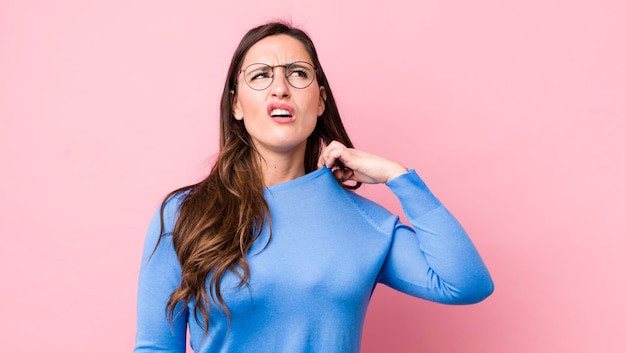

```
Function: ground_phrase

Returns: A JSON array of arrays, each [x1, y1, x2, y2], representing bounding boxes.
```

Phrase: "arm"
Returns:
[[318, 141, 494, 304], [134, 198, 188, 353], [380, 170, 493, 304]]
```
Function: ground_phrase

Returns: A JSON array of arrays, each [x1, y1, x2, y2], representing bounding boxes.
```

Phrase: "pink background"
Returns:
[[1, 1, 625, 352]]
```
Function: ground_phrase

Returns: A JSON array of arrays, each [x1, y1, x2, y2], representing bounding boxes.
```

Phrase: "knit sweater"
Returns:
[[134, 166, 493, 353]]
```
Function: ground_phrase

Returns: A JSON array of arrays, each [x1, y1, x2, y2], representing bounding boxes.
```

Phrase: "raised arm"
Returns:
[[381, 170, 493, 303], [318, 141, 494, 304]]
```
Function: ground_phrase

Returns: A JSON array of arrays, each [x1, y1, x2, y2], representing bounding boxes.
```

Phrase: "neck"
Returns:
[[257, 146, 307, 187]]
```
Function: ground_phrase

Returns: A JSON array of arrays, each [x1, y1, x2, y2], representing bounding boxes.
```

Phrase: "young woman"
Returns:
[[134, 21, 494, 353]]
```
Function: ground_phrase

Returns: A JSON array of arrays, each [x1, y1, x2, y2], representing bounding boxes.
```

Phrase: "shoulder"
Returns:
[[144, 189, 190, 241], [139, 190, 189, 266], [340, 188, 399, 235], [161, 190, 187, 217]]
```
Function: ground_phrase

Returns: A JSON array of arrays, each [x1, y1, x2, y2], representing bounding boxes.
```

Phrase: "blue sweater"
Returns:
[[134, 167, 493, 352]]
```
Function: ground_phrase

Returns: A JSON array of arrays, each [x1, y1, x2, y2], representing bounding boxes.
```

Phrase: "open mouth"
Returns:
[[270, 108, 293, 118]]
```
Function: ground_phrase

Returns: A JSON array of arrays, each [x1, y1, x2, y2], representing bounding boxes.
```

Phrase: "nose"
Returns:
[[270, 67, 290, 98]]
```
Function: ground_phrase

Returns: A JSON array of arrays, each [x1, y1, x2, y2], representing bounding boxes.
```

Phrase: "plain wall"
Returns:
[[1, 0, 624, 352]]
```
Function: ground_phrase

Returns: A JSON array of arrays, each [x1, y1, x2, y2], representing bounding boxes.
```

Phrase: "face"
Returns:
[[232, 34, 326, 157]]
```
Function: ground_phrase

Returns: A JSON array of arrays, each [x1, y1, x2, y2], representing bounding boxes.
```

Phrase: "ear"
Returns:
[[232, 92, 244, 120], [317, 86, 327, 117]]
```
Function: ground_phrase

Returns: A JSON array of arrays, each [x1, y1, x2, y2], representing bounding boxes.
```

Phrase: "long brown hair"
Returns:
[[158, 21, 360, 332]]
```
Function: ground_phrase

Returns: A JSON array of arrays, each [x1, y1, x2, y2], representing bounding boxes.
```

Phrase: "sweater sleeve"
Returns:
[[377, 170, 494, 304], [134, 197, 188, 353]]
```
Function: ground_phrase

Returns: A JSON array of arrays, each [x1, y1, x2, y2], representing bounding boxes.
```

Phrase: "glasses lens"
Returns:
[[285, 62, 315, 89], [244, 63, 273, 90], [242, 62, 316, 90]]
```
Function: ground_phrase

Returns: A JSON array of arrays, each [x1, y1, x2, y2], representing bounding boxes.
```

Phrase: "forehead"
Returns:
[[242, 34, 312, 66]]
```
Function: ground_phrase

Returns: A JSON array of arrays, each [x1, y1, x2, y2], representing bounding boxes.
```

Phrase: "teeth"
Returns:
[[270, 109, 291, 117]]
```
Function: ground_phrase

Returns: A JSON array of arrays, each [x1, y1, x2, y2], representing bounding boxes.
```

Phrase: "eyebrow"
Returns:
[[287, 62, 311, 68], [244, 61, 314, 67]]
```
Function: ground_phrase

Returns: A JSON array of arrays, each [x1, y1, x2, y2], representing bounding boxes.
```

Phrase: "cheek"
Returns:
[[238, 95, 264, 118], [301, 91, 324, 115]]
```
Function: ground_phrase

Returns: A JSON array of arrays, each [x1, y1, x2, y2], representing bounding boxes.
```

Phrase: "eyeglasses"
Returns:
[[239, 61, 317, 91]]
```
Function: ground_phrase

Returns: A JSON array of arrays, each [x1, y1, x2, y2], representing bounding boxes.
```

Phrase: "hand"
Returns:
[[317, 141, 409, 184]]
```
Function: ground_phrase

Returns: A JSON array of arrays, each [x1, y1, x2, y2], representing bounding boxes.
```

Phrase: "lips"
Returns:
[[267, 103, 295, 118]]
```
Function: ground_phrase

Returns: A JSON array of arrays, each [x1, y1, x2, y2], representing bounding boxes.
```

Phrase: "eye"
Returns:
[[287, 65, 312, 79], [288, 69, 309, 78], [250, 70, 271, 81], [245, 65, 273, 82]]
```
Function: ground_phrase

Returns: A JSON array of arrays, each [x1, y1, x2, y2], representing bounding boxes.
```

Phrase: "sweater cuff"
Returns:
[[386, 169, 442, 217]]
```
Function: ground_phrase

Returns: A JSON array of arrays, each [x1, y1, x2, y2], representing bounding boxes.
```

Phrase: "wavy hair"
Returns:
[[158, 21, 361, 332]]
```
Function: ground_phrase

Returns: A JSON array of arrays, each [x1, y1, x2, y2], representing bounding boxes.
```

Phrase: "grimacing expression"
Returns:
[[232, 34, 326, 156]]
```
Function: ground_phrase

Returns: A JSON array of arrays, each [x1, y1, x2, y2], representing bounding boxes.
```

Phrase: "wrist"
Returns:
[[386, 164, 409, 183]]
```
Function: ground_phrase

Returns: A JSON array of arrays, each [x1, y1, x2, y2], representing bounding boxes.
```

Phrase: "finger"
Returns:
[[324, 151, 338, 168], [317, 152, 325, 169], [319, 141, 337, 167], [325, 145, 346, 168], [317, 146, 335, 169], [332, 167, 355, 182], [317, 140, 330, 169]]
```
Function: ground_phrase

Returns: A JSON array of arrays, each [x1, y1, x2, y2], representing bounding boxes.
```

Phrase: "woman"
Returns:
[[134, 21, 493, 353]]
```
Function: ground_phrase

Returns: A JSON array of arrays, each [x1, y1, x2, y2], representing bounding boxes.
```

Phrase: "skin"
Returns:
[[233, 34, 408, 186]]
